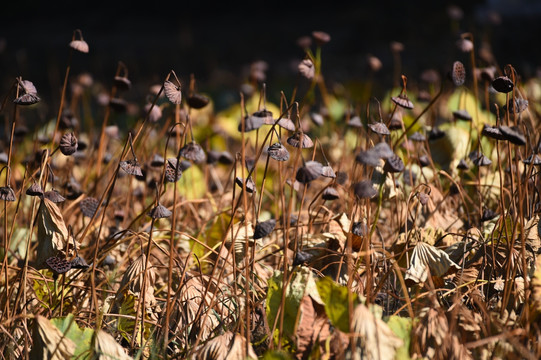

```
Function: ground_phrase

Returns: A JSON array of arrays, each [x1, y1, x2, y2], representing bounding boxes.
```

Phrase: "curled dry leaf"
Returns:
[[114, 254, 156, 309], [295, 295, 331, 359], [170, 276, 219, 347], [412, 306, 450, 359], [35, 198, 70, 268], [94, 329, 133, 360], [30, 315, 76, 359], [349, 303, 403, 360], [194, 331, 257, 360], [532, 254, 541, 319], [405, 241, 461, 284], [227, 221, 255, 263]]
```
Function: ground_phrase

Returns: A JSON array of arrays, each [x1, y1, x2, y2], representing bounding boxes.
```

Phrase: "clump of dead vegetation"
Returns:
[[0, 22, 541, 360]]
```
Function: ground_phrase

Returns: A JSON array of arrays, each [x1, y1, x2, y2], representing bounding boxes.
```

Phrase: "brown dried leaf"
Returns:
[[30, 315, 76, 359], [35, 198, 70, 268], [405, 242, 460, 284], [524, 214, 540, 254], [412, 306, 449, 359], [350, 303, 403, 360], [94, 329, 133, 360], [115, 254, 156, 309], [296, 295, 331, 359], [195, 331, 256, 360], [171, 276, 220, 346], [227, 222, 255, 263], [531, 254, 541, 320]]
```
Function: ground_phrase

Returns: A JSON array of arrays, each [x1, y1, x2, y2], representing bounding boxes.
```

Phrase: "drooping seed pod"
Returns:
[[499, 125, 526, 145], [275, 117, 296, 131], [164, 80, 182, 104], [481, 124, 505, 140], [452, 109, 472, 121], [296, 161, 323, 184], [368, 122, 390, 135], [353, 180, 377, 199], [251, 109, 274, 124], [26, 183, 44, 197], [69, 29, 89, 54], [322, 186, 339, 200], [113, 75, 131, 91], [187, 93, 210, 109], [391, 94, 414, 110], [119, 158, 143, 177], [321, 165, 336, 178], [164, 158, 183, 183], [287, 132, 314, 148], [298, 58, 315, 79], [0, 186, 16, 201], [59, 132, 78, 156], [492, 76, 514, 93], [428, 127, 446, 141], [409, 131, 426, 142], [456, 159, 469, 170], [179, 142, 206, 163], [14, 78, 40, 105], [312, 30, 331, 46], [503, 98, 528, 114], [253, 219, 277, 239], [267, 142, 290, 161], [70, 256, 90, 269], [43, 190, 66, 203], [383, 153, 405, 173], [149, 203, 172, 219], [235, 177, 256, 193], [108, 97, 128, 112], [473, 154, 492, 167]]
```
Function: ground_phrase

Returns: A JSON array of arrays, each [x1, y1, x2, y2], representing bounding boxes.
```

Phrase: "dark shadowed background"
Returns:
[[1, 0, 540, 113]]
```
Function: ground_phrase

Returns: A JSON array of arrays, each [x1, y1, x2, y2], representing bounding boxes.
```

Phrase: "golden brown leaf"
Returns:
[[94, 329, 133, 360], [349, 303, 403, 360], [194, 331, 256, 360], [35, 198, 70, 268]]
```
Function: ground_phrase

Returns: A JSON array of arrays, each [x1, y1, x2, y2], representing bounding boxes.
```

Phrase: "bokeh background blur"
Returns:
[[0, 0, 540, 113]]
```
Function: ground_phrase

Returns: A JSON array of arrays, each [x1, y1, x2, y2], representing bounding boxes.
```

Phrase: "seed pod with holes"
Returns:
[[451, 61, 466, 86]]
